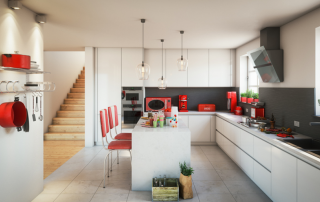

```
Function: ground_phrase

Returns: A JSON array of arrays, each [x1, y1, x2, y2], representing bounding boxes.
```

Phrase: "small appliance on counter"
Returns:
[[198, 104, 215, 112], [227, 91, 237, 113], [251, 106, 265, 119], [146, 97, 171, 112], [234, 106, 243, 115], [179, 95, 188, 112]]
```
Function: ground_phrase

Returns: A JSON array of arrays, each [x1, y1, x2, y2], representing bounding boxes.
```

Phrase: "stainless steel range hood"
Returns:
[[247, 27, 283, 83]]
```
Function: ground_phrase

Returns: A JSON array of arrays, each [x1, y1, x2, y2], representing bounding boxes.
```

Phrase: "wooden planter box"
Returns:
[[152, 178, 179, 201]]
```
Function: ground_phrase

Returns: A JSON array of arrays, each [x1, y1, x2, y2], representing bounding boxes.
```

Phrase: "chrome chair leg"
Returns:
[[110, 151, 113, 172], [103, 151, 112, 188], [117, 150, 119, 164]]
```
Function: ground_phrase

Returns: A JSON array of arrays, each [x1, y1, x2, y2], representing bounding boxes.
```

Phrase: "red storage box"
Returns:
[[198, 104, 216, 112], [2, 54, 30, 69]]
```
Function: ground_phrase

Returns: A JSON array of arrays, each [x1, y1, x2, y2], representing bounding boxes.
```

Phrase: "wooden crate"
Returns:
[[152, 178, 179, 201]]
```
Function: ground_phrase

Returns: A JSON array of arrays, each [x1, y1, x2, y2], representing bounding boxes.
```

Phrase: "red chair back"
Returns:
[[114, 105, 119, 127], [99, 110, 107, 137], [108, 107, 114, 130]]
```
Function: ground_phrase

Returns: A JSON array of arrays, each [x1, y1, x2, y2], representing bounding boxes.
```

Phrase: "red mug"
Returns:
[[0, 101, 27, 128]]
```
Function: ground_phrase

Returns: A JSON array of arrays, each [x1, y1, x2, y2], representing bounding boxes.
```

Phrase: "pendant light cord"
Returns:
[[162, 40, 164, 78], [181, 32, 183, 58], [142, 22, 144, 65]]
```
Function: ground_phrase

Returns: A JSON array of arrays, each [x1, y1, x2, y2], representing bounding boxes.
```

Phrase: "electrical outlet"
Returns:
[[246, 108, 248, 112], [294, 121, 300, 127]]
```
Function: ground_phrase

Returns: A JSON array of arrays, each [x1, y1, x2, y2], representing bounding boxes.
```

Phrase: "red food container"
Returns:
[[234, 106, 243, 115], [198, 104, 216, 112], [2, 54, 30, 69]]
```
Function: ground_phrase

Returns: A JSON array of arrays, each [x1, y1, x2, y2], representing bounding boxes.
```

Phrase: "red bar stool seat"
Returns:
[[108, 140, 131, 150], [114, 133, 132, 140]]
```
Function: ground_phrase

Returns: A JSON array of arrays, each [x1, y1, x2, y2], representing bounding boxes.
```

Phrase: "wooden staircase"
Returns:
[[44, 67, 85, 141]]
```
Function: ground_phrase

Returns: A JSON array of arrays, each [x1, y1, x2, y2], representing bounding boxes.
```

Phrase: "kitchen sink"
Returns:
[[280, 139, 320, 150]]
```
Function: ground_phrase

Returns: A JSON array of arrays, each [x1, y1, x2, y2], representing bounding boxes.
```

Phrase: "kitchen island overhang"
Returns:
[[131, 119, 191, 191]]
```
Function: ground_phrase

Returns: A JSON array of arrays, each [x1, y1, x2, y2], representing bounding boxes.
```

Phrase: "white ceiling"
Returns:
[[22, 0, 320, 51]]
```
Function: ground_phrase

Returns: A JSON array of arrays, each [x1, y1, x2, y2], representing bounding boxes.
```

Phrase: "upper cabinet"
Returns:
[[144, 49, 166, 87], [122, 48, 143, 87], [166, 49, 188, 87], [187, 49, 209, 87], [209, 49, 232, 87]]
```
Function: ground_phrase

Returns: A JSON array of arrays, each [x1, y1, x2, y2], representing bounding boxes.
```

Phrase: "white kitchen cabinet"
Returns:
[[216, 131, 223, 148], [241, 130, 254, 157], [143, 49, 165, 87], [233, 146, 242, 166], [253, 161, 272, 199], [179, 115, 189, 127], [187, 49, 209, 87], [216, 117, 224, 135], [210, 116, 216, 142], [233, 125, 242, 146], [240, 149, 254, 179], [209, 49, 231, 87], [122, 48, 143, 87], [189, 116, 211, 142], [253, 137, 272, 170], [272, 146, 297, 202], [165, 49, 188, 87], [297, 160, 320, 202], [97, 48, 122, 143]]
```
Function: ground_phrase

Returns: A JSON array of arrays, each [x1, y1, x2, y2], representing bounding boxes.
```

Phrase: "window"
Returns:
[[247, 56, 259, 93]]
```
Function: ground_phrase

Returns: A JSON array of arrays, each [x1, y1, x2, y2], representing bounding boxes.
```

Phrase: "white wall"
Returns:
[[236, 7, 320, 88], [0, 1, 44, 201], [44, 51, 84, 133]]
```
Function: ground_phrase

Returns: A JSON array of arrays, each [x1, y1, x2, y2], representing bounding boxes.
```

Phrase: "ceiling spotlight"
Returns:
[[36, 15, 46, 23], [8, 0, 22, 10]]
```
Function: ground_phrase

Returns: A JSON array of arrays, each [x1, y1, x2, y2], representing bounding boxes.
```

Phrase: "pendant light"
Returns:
[[136, 19, 150, 80], [177, 30, 188, 71], [158, 39, 167, 89]]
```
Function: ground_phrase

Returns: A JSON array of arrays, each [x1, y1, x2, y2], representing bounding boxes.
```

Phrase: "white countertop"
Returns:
[[215, 112, 320, 169], [178, 110, 224, 115], [132, 119, 190, 133]]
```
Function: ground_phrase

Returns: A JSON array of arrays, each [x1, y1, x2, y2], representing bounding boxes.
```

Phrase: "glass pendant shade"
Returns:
[[158, 76, 167, 89], [136, 63, 150, 80], [177, 57, 188, 71]]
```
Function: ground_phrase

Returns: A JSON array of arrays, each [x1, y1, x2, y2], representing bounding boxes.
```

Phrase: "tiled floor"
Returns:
[[32, 146, 272, 202]]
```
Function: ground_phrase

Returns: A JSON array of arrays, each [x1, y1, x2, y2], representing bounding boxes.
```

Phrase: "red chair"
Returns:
[[99, 109, 132, 188], [108, 106, 132, 164]]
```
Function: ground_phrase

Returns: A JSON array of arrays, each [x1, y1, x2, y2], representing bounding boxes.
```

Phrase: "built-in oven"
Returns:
[[121, 87, 143, 129]]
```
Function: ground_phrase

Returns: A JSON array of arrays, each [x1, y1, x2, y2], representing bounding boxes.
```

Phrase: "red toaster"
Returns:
[[198, 104, 216, 112], [2, 54, 30, 69]]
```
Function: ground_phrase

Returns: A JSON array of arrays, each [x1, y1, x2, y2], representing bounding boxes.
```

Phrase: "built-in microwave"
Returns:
[[121, 87, 143, 129]]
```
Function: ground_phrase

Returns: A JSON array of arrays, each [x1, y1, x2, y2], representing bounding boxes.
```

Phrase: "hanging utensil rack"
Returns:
[[0, 66, 56, 93]]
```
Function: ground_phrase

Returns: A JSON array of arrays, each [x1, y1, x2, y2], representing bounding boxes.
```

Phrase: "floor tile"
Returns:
[[224, 181, 263, 194], [96, 180, 131, 194], [65, 155, 95, 164], [206, 153, 232, 162], [104, 169, 132, 181], [54, 193, 94, 202], [191, 154, 209, 162], [210, 161, 241, 170], [127, 191, 152, 201], [191, 146, 205, 155], [201, 146, 225, 155], [74, 170, 105, 181], [216, 170, 251, 181], [42, 181, 71, 194], [192, 169, 222, 181], [62, 180, 101, 194], [191, 161, 214, 170], [44, 169, 82, 183], [55, 161, 89, 172], [197, 193, 236, 202], [90, 193, 128, 202], [193, 180, 230, 194], [31, 193, 59, 202], [232, 193, 272, 202]]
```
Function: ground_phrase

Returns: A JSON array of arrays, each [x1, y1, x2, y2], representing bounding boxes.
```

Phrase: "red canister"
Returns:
[[0, 101, 27, 128], [234, 106, 243, 115], [2, 54, 31, 69]]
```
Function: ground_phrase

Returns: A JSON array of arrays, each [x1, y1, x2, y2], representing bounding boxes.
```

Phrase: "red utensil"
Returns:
[[0, 101, 27, 128]]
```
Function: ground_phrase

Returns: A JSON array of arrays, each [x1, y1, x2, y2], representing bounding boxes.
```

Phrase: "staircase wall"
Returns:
[[44, 51, 85, 133]]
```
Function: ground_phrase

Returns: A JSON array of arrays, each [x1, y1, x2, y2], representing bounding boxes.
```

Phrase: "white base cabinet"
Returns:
[[189, 116, 211, 142], [253, 161, 272, 199], [297, 160, 320, 202]]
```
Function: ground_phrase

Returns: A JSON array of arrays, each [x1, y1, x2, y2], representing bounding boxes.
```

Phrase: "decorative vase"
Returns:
[[241, 97, 247, 103], [179, 173, 193, 199], [247, 98, 253, 104]]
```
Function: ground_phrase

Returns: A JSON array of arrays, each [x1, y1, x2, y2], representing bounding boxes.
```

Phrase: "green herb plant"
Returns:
[[240, 92, 246, 97], [253, 93, 259, 99], [246, 89, 253, 98], [179, 161, 194, 177]]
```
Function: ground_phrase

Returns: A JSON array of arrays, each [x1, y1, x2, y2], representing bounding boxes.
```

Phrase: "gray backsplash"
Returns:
[[237, 87, 320, 140]]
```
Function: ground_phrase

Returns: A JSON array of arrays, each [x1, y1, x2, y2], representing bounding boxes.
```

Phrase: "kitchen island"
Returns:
[[131, 118, 191, 191]]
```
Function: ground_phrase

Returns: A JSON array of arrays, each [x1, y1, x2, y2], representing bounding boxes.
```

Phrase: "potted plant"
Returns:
[[179, 162, 194, 199], [240, 92, 247, 103], [246, 90, 253, 104], [253, 93, 259, 102]]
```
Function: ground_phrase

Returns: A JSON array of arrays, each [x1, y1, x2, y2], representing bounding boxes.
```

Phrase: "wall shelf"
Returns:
[[0, 66, 50, 74]]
